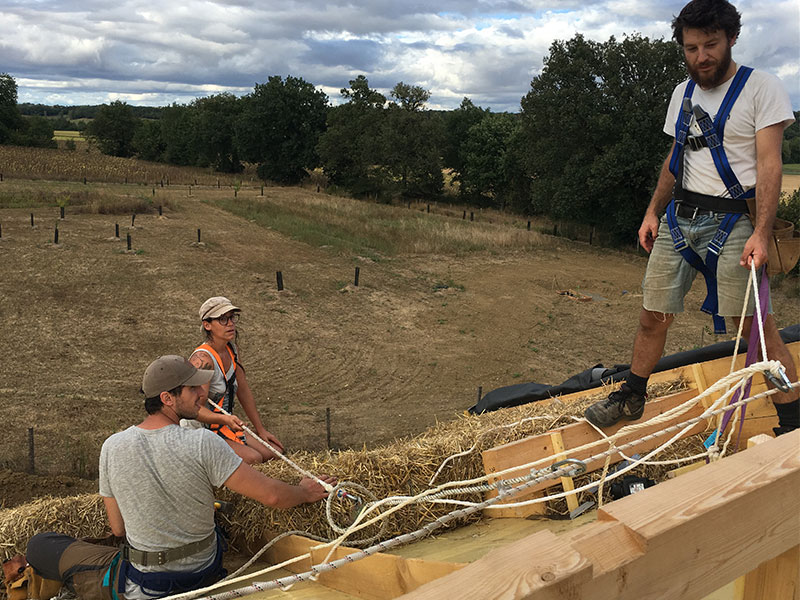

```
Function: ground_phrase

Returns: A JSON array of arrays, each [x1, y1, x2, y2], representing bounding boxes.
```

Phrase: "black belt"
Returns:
[[121, 531, 216, 566], [675, 203, 717, 219], [673, 188, 749, 216]]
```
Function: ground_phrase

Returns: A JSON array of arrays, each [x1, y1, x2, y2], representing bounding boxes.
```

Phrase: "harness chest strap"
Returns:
[[665, 66, 756, 334]]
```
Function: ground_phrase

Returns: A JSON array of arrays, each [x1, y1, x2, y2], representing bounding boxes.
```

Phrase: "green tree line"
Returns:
[[2, 33, 797, 244]]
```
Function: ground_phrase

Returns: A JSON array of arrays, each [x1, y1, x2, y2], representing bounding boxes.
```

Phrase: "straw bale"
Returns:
[[2, 378, 713, 561]]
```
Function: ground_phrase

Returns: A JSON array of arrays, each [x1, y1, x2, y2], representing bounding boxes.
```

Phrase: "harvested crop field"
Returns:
[[0, 167, 798, 510]]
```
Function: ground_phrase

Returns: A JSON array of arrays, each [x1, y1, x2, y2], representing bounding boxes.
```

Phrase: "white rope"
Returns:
[[185, 383, 797, 600], [205, 398, 334, 493]]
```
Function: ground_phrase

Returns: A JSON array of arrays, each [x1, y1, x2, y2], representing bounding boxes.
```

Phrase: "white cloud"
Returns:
[[0, 0, 797, 111]]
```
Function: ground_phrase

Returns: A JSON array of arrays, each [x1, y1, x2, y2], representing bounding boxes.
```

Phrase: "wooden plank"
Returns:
[[260, 534, 465, 599], [310, 546, 465, 600], [397, 529, 594, 600], [263, 534, 315, 573], [401, 431, 800, 600], [549, 430, 579, 512], [481, 388, 703, 517], [737, 545, 799, 600], [665, 460, 705, 479]]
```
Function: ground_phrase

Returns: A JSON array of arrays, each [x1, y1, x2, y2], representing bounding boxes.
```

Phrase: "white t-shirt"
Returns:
[[664, 68, 794, 198]]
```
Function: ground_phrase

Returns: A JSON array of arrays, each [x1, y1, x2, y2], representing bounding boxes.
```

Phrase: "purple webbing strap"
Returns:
[[718, 265, 770, 446]]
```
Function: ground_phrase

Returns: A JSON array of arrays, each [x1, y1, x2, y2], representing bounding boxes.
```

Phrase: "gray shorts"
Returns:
[[642, 213, 771, 317]]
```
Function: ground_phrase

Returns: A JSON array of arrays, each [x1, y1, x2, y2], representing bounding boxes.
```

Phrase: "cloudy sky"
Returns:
[[2, 0, 798, 112]]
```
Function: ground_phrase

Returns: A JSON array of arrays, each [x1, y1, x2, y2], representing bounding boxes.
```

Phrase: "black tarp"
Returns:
[[468, 323, 800, 414]]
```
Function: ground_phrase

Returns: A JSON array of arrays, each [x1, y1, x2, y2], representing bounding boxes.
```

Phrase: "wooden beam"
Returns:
[[549, 430, 579, 512], [401, 431, 800, 600], [262, 534, 465, 599], [736, 545, 799, 600], [481, 388, 703, 517]]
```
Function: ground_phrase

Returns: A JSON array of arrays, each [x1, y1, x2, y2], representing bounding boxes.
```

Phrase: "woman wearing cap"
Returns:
[[189, 296, 284, 464]]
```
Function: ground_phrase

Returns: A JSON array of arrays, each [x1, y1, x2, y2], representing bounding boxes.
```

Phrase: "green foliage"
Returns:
[[382, 84, 443, 198], [159, 104, 199, 166], [85, 100, 139, 157], [236, 75, 329, 184], [520, 34, 685, 243], [460, 112, 519, 208], [318, 76, 388, 197], [132, 119, 165, 162], [442, 97, 488, 176], [0, 73, 23, 144], [10, 115, 57, 148], [192, 93, 243, 173]]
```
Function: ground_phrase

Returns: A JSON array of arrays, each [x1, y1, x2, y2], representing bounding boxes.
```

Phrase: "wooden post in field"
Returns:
[[60, 206, 65, 219], [527, 220, 531, 231], [127, 234, 132, 251], [158, 205, 162, 216], [188, 185, 192, 197], [152, 188, 155, 196], [276, 271, 284, 291], [27, 427, 35, 474], [54, 225, 59, 245], [115, 223, 119, 238], [470, 211, 474, 222], [427, 204, 430, 213], [30, 213, 34, 228], [0, 223, 2, 239], [197, 229, 201, 243], [261, 185, 264, 196], [83, 177, 86, 185], [0, 173, 3, 182], [326, 407, 332, 449], [354, 267, 360, 287], [131, 214, 136, 227], [462, 210, 466, 220]]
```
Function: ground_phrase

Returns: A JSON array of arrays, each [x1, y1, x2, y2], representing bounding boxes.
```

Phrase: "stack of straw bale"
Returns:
[[1, 380, 706, 562]]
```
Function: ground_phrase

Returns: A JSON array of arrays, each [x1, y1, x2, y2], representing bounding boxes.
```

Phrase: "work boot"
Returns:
[[584, 386, 646, 428]]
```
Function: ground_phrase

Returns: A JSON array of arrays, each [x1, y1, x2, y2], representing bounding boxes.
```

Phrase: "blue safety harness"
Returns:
[[666, 66, 755, 334]]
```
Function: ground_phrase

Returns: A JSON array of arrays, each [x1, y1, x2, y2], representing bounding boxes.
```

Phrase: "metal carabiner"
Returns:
[[764, 367, 792, 393]]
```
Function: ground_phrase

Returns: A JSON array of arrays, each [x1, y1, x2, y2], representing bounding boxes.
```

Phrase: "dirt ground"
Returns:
[[1, 183, 798, 509]]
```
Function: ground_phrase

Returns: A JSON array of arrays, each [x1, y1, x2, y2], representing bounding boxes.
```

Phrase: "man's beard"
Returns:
[[687, 44, 732, 89]]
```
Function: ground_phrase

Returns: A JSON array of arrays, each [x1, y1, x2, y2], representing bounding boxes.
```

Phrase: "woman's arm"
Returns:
[[235, 365, 284, 451]]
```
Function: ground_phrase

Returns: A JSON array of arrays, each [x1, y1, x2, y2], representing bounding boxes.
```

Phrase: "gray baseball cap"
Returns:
[[199, 296, 240, 321], [141, 355, 213, 397]]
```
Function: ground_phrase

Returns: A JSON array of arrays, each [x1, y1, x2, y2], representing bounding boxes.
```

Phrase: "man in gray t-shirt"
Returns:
[[26, 355, 336, 600]]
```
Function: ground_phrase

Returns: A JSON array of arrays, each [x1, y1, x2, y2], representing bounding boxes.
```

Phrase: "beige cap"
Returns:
[[141, 355, 213, 397], [199, 296, 240, 321]]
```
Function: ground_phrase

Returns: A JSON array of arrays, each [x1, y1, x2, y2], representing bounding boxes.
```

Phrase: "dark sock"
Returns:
[[774, 399, 800, 429], [626, 372, 649, 397]]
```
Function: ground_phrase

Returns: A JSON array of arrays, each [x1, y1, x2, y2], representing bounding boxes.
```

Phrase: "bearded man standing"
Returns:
[[584, 0, 798, 433]]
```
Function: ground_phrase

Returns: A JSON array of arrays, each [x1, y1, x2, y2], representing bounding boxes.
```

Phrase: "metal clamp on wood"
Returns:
[[550, 459, 587, 476]]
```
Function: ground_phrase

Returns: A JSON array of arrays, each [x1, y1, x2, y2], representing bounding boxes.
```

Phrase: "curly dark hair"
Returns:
[[672, 0, 742, 45]]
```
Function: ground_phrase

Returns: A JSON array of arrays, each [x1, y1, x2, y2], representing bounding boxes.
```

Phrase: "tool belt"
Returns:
[[746, 198, 800, 276], [121, 531, 216, 567]]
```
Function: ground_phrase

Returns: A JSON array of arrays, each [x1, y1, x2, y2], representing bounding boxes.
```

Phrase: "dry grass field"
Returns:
[[1, 148, 798, 509]]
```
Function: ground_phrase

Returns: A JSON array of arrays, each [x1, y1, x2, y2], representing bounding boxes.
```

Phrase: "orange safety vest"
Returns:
[[194, 343, 246, 445]]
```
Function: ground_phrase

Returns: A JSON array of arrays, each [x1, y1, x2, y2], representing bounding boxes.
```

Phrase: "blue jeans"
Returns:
[[642, 213, 770, 317]]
